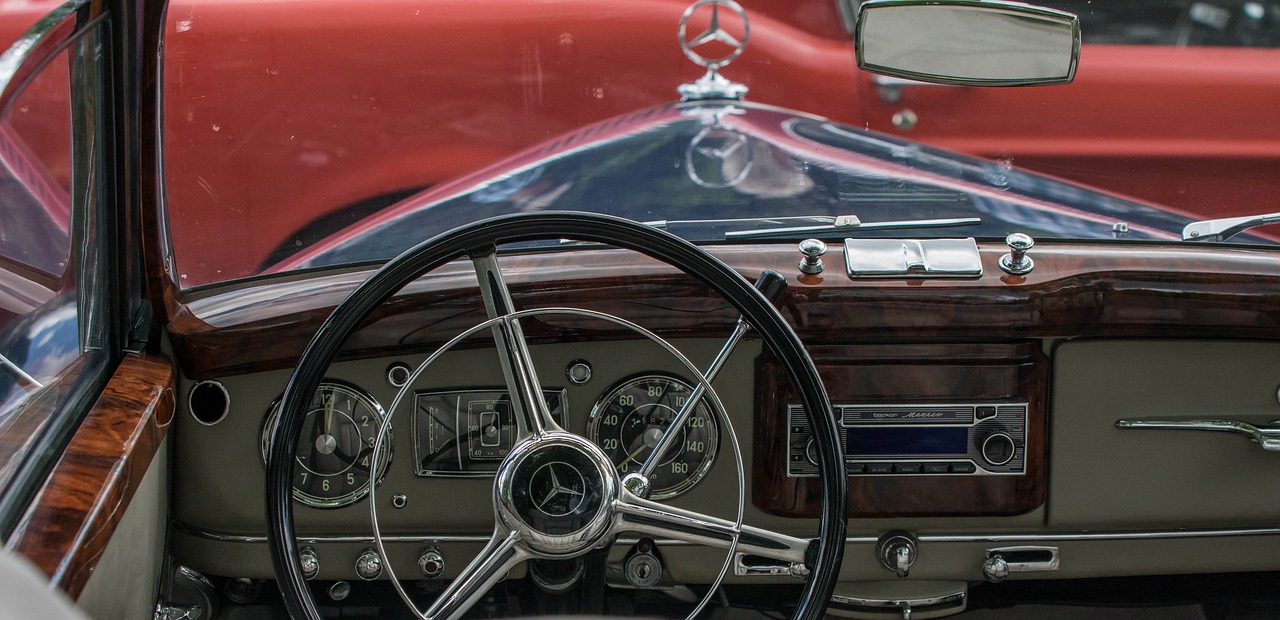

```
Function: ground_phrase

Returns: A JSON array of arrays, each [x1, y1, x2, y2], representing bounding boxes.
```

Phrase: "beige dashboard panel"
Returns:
[[1049, 340, 1280, 528]]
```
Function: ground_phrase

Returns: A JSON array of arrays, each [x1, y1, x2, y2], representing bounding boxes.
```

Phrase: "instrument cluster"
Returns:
[[262, 373, 722, 508]]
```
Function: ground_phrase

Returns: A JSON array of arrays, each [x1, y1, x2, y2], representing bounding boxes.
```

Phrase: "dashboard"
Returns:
[[164, 240, 1280, 613]]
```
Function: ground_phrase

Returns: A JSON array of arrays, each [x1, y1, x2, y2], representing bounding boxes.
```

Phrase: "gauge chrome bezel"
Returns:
[[586, 373, 721, 500], [260, 379, 392, 509]]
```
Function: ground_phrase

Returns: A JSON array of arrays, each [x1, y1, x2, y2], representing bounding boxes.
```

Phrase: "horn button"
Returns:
[[496, 434, 618, 556]]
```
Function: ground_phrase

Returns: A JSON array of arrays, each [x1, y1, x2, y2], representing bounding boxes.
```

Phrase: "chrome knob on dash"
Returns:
[[999, 233, 1034, 275], [877, 531, 917, 578], [299, 547, 319, 580], [418, 546, 445, 579], [355, 548, 383, 581], [983, 555, 1010, 583], [798, 238, 827, 275]]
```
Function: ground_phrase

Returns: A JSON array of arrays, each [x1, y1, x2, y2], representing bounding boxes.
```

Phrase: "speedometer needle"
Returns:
[[623, 442, 649, 465], [622, 428, 665, 465]]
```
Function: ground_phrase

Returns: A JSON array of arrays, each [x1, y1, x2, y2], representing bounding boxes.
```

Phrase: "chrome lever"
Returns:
[[1115, 418, 1280, 451], [1182, 212, 1280, 242]]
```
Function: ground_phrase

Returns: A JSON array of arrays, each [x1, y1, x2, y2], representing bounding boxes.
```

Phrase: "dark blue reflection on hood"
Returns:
[[280, 101, 1225, 272]]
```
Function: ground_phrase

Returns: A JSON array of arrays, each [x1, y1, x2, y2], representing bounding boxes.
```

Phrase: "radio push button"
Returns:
[[867, 462, 895, 475], [949, 461, 977, 474], [845, 462, 866, 475], [893, 462, 922, 474], [922, 462, 950, 474]]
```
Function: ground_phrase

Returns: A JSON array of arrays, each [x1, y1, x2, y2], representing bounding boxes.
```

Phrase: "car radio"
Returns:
[[787, 402, 1027, 477]]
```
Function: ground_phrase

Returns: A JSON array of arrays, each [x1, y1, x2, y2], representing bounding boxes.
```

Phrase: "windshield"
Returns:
[[149, 0, 1280, 288]]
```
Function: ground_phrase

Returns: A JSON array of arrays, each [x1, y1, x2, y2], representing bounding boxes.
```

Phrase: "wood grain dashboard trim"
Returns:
[[166, 241, 1280, 379], [6, 353, 174, 599]]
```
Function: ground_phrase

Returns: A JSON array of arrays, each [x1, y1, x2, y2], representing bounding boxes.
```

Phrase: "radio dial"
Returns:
[[981, 433, 1016, 466], [804, 438, 818, 466]]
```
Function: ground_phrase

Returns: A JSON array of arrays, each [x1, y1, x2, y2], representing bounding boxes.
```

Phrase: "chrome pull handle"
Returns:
[[1115, 418, 1280, 451]]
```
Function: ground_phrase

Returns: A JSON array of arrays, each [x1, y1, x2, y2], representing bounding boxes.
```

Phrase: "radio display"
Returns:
[[846, 427, 968, 455]]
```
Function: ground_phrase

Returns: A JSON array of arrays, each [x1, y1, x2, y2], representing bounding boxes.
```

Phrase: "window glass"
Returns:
[[0, 46, 77, 418], [0, 15, 108, 491], [1049, 0, 1280, 46]]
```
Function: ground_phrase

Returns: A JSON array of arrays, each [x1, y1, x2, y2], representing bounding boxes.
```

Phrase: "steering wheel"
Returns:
[[265, 212, 846, 620]]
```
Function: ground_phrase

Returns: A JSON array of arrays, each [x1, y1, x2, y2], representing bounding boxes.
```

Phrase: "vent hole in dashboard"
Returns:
[[189, 380, 230, 426]]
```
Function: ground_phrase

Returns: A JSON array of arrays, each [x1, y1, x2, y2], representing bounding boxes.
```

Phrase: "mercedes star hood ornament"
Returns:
[[677, 0, 750, 101]]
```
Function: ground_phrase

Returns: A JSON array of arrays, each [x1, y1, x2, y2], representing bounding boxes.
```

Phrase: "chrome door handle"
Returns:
[[1116, 418, 1280, 451]]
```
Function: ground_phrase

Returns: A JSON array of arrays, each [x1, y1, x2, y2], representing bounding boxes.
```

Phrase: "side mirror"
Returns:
[[855, 0, 1080, 86]]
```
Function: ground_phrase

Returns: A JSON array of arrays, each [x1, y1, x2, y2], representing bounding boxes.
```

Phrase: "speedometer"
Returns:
[[587, 374, 719, 499]]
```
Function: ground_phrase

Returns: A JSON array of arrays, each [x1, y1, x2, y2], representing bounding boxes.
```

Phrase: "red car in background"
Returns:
[[4, 0, 1279, 286]]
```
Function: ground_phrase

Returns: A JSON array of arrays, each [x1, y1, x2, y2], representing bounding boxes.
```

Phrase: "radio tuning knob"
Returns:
[[804, 438, 818, 466], [981, 433, 1016, 466]]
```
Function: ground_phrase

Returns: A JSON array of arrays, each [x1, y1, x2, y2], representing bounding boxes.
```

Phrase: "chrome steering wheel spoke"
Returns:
[[470, 249, 561, 440], [614, 492, 810, 566], [421, 529, 529, 620]]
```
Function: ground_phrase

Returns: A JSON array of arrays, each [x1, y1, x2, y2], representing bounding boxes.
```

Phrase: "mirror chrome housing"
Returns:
[[855, 0, 1080, 86]]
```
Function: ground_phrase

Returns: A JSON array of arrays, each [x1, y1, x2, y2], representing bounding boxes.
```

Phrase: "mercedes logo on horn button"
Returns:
[[530, 461, 587, 517]]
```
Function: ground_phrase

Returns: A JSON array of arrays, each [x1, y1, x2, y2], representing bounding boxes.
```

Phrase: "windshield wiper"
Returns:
[[723, 214, 981, 239], [1182, 212, 1280, 243], [555, 215, 980, 246]]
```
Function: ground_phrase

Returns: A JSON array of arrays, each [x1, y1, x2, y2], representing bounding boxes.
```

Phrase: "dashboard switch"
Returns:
[[877, 531, 918, 578], [983, 555, 1010, 583], [355, 548, 383, 581], [418, 547, 445, 579], [299, 547, 319, 581]]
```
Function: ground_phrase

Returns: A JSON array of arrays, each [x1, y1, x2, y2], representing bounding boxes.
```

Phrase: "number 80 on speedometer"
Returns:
[[586, 374, 720, 500]]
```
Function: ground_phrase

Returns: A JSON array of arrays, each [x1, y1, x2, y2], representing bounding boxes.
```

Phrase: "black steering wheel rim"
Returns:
[[266, 211, 846, 620]]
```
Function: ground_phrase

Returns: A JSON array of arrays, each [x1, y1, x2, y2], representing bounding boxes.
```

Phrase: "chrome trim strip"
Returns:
[[174, 524, 690, 548], [0, 0, 102, 116], [830, 590, 965, 611], [175, 521, 1280, 545], [914, 527, 1280, 543], [173, 523, 495, 545]]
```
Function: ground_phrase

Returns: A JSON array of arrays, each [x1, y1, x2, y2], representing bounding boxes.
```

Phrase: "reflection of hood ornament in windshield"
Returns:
[[677, 0, 750, 102], [684, 106, 753, 189]]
